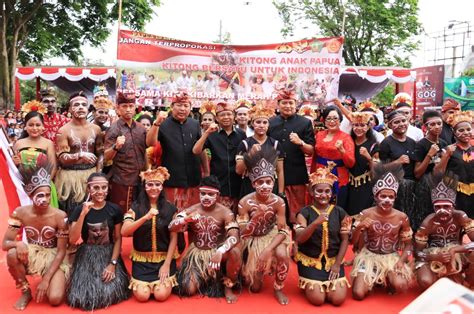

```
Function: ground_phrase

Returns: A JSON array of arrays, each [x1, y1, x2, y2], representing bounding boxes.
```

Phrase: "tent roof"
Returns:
[[15, 66, 116, 81]]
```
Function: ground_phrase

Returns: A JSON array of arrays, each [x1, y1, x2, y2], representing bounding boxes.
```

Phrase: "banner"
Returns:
[[117, 30, 343, 108], [401, 65, 445, 114], [444, 76, 474, 111]]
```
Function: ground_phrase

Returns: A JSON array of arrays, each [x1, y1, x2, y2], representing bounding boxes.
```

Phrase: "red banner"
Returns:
[[117, 30, 344, 108]]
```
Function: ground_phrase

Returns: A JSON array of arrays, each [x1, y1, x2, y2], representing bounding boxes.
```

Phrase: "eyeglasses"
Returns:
[[325, 117, 340, 122]]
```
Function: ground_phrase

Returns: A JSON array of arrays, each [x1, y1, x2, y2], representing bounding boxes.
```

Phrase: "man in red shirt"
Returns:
[[41, 87, 69, 144]]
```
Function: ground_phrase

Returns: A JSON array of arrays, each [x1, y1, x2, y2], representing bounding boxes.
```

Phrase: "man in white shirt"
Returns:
[[387, 93, 424, 142]]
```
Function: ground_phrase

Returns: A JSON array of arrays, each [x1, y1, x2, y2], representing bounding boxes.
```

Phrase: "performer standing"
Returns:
[[122, 167, 182, 302], [67, 173, 130, 310], [92, 97, 113, 133], [347, 112, 379, 216], [268, 86, 314, 223], [234, 99, 254, 137], [2, 165, 69, 310], [435, 111, 473, 218], [236, 104, 285, 198], [238, 146, 290, 305], [55, 92, 104, 214], [440, 98, 461, 145], [169, 176, 241, 303], [41, 87, 69, 144], [294, 166, 352, 306], [415, 173, 474, 290], [351, 164, 414, 300]]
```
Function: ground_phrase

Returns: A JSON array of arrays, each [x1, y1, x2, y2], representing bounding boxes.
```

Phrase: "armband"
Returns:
[[225, 221, 239, 233], [56, 229, 69, 239], [124, 209, 136, 221]]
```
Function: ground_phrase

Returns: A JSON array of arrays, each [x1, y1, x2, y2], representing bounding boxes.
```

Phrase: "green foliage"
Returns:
[[273, 0, 422, 67], [462, 67, 474, 77], [17, 0, 161, 65], [371, 83, 395, 107], [0, 0, 161, 109]]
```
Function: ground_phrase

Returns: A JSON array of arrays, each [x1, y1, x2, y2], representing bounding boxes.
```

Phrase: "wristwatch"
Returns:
[[110, 259, 117, 266]]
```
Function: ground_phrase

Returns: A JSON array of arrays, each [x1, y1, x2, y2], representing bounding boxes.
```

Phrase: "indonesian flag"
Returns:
[[0, 130, 31, 213]]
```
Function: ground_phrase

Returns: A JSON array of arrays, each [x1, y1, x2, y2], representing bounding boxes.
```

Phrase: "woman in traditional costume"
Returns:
[[235, 103, 285, 197], [312, 106, 355, 209], [122, 167, 182, 302], [67, 173, 130, 310], [435, 111, 473, 218], [13, 101, 59, 208], [347, 111, 379, 216], [294, 166, 352, 306]]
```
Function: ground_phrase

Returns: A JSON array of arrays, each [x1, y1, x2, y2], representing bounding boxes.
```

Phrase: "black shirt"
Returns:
[[158, 116, 202, 187], [268, 114, 314, 185], [130, 199, 178, 253], [297, 205, 348, 259], [204, 128, 247, 198], [379, 135, 416, 180], [413, 137, 447, 175], [440, 122, 455, 145], [69, 202, 123, 245], [350, 138, 379, 177]]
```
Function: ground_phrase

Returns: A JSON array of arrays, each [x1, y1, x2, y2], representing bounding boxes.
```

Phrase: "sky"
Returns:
[[68, 0, 474, 69]]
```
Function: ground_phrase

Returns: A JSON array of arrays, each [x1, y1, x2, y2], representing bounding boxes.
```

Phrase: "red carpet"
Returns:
[[0, 196, 421, 313]]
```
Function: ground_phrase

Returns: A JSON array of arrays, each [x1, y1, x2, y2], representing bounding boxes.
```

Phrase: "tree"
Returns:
[[0, 0, 161, 110], [273, 0, 422, 67]]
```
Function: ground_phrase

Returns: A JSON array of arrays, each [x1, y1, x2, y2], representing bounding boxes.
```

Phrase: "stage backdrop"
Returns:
[[444, 76, 474, 111], [117, 30, 343, 109]]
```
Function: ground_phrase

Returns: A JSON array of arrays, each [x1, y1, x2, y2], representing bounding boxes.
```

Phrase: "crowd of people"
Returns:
[[1, 84, 473, 311]]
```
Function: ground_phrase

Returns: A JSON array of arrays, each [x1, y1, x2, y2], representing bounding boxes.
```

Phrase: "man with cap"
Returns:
[[387, 93, 424, 142], [146, 92, 205, 210], [440, 98, 461, 145], [41, 87, 69, 144], [193, 101, 246, 212], [268, 85, 314, 223], [105, 92, 157, 212], [55, 91, 104, 214]]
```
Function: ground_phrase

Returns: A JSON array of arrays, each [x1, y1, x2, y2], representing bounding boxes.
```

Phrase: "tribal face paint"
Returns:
[[433, 201, 454, 221], [375, 189, 396, 212], [32, 187, 51, 209], [253, 177, 274, 198], [144, 181, 163, 199], [87, 179, 109, 202], [199, 187, 219, 208]]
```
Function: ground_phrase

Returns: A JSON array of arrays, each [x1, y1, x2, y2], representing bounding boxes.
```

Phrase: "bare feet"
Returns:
[[274, 289, 289, 305], [224, 286, 238, 304], [14, 289, 32, 311]]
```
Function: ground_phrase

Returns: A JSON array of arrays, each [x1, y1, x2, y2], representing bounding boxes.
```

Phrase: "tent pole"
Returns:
[[36, 77, 40, 100]]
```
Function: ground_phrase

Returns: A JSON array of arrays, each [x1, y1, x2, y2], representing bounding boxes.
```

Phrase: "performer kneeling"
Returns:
[[415, 173, 474, 290], [294, 165, 352, 306], [122, 167, 182, 302], [238, 145, 291, 305], [2, 164, 70, 310], [351, 164, 414, 300], [169, 176, 241, 303], [67, 173, 130, 310]]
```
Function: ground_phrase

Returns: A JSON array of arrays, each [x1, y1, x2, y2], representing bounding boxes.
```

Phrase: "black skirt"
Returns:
[[132, 259, 177, 283], [67, 244, 130, 311]]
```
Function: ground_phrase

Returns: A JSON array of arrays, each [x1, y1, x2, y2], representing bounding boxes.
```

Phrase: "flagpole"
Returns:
[[116, 0, 123, 61]]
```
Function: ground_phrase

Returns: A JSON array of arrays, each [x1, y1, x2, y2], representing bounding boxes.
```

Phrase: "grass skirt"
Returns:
[[350, 247, 414, 290], [177, 244, 224, 298], [27, 244, 70, 279], [55, 168, 95, 213], [298, 276, 351, 293], [67, 244, 130, 311], [241, 226, 278, 287], [416, 245, 465, 277]]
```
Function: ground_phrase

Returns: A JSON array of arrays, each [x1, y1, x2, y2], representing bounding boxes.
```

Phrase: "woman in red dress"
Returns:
[[312, 106, 355, 210]]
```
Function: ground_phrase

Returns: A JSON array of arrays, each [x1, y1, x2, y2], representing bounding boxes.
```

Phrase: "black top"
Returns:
[[237, 136, 285, 161], [158, 116, 202, 187], [69, 202, 123, 245], [297, 205, 348, 258], [379, 135, 417, 180], [130, 199, 178, 253], [440, 122, 455, 145], [413, 137, 448, 175], [268, 114, 315, 185], [350, 138, 379, 176], [447, 146, 474, 185], [204, 128, 247, 198]]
